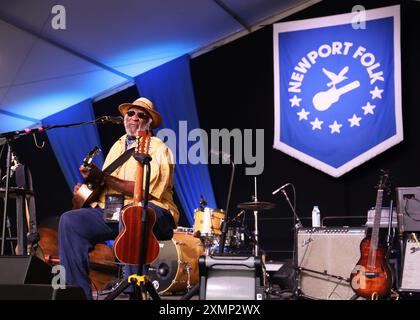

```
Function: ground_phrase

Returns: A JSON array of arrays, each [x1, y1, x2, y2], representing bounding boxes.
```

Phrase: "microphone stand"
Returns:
[[280, 188, 302, 229], [0, 116, 120, 256], [280, 188, 303, 298], [273, 184, 302, 297], [1, 139, 12, 255], [218, 158, 235, 254]]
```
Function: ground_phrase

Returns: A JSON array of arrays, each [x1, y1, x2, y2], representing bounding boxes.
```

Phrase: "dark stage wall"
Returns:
[[2, 0, 419, 260], [190, 0, 420, 259]]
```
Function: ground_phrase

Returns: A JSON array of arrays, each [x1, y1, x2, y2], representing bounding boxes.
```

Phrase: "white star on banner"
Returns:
[[348, 114, 362, 127], [297, 108, 310, 120], [289, 95, 302, 107], [370, 86, 384, 99], [362, 102, 376, 115], [329, 121, 342, 134], [310, 117, 323, 130]]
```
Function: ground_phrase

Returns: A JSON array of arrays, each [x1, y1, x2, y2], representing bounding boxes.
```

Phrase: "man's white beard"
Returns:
[[124, 118, 152, 136]]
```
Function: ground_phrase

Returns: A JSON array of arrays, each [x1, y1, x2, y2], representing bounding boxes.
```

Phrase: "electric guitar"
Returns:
[[350, 171, 393, 299], [73, 146, 104, 209]]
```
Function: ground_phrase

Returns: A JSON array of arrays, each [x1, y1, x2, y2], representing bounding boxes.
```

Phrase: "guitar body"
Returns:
[[73, 146, 103, 209], [350, 237, 393, 299], [112, 130, 160, 268], [73, 183, 105, 209], [113, 205, 160, 265]]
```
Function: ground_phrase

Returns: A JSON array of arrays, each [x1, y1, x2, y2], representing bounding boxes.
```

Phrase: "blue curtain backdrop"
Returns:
[[42, 99, 104, 191], [135, 54, 217, 226]]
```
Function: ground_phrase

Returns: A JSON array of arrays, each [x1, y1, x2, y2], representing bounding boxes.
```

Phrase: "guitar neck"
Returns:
[[133, 161, 144, 206], [368, 189, 384, 269], [133, 132, 150, 206]]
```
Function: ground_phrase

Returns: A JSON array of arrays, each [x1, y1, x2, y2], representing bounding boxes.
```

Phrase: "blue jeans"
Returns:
[[58, 203, 175, 299]]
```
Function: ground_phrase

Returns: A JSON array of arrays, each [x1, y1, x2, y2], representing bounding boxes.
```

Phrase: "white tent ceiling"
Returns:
[[0, 0, 321, 134]]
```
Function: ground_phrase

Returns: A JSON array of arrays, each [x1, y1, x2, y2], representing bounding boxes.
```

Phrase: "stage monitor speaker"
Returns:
[[0, 284, 86, 300], [199, 255, 265, 300], [297, 227, 365, 300], [0, 256, 52, 284], [399, 234, 420, 293]]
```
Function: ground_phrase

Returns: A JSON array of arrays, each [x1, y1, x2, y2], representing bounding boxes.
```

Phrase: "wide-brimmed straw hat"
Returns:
[[118, 97, 162, 128]]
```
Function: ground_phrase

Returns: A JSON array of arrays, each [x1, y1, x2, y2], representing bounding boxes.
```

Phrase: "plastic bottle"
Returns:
[[312, 206, 321, 227]]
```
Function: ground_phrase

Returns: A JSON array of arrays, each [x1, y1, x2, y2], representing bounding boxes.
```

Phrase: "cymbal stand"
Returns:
[[217, 155, 235, 254], [253, 177, 259, 256]]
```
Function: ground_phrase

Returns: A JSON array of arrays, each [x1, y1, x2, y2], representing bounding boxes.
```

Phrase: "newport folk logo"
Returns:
[[273, 7, 402, 177], [288, 41, 384, 134]]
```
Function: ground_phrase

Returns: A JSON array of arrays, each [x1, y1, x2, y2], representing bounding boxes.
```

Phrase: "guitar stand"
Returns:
[[105, 153, 160, 300]]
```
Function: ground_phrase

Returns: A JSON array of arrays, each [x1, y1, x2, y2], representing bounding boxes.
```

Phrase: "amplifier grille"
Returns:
[[297, 228, 365, 300]]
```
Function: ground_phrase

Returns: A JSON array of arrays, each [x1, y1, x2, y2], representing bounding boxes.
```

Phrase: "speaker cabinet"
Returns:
[[297, 227, 365, 300], [0, 256, 52, 284], [199, 255, 265, 300]]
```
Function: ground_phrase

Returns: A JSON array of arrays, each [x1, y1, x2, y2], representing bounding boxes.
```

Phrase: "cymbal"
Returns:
[[237, 201, 276, 210]]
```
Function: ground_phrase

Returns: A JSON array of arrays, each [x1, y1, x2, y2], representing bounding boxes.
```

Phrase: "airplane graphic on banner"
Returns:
[[273, 5, 402, 177]]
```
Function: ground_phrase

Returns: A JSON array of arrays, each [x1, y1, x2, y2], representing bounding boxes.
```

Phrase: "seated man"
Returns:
[[58, 97, 179, 299]]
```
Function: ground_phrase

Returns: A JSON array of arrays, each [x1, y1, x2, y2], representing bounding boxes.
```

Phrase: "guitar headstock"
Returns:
[[83, 146, 101, 166], [375, 169, 391, 193], [136, 130, 151, 155]]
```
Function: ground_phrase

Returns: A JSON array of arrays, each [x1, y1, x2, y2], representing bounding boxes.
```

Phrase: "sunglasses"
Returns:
[[126, 110, 149, 119]]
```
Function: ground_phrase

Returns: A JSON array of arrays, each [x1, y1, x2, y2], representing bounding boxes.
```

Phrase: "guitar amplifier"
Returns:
[[199, 255, 265, 300], [396, 187, 420, 233], [297, 227, 365, 300]]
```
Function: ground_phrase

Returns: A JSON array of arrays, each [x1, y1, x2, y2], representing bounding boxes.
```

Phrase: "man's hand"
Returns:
[[72, 183, 84, 209], [79, 163, 104, 186], [73, 182, 82, 193]]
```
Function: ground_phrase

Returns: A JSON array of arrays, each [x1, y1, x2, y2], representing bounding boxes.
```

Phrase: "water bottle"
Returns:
[[312, 206, 321, 227]]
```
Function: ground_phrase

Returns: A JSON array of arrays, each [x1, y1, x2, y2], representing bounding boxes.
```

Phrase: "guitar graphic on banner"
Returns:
[[312, 66, 360, 111]]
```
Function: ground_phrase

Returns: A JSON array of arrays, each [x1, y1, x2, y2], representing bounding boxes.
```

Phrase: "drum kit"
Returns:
[[148, 199, 276, 295]]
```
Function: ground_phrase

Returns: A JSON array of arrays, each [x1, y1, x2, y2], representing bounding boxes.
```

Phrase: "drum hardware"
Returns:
[[148, 230, 203, 294], [237, 177, 276, 256], [177, 260, 189, 264], [185, 265, 192, 290], [208, 149, 235, 254], [199, 195, 207, 210], [175, 227, 194, 234]]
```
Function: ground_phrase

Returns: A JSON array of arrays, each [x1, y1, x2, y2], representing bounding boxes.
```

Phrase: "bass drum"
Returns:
[[149, 229, 204, 294]]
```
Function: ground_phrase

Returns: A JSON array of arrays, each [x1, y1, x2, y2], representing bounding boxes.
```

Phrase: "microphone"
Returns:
[[199, 195, 207, 210], [272, 183, 291, 195], [99, 116, 124, 124], [232, 210, 245, 222]]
